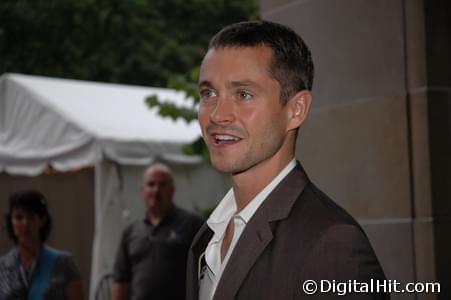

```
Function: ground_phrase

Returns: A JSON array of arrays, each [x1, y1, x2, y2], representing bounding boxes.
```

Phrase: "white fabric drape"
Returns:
[[0, 73, 201, 174]]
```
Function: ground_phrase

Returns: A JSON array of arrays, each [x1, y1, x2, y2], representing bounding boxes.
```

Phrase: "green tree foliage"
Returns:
[[146, 66, 211, 159], [0, 0, 258, 86], [0, 0, 258, 161]]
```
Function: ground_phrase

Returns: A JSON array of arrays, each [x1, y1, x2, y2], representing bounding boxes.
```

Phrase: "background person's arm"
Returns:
[[113, 282, 130, 300]]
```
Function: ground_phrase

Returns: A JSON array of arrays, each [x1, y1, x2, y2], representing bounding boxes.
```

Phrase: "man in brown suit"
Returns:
[[187, 21, 389, 299]]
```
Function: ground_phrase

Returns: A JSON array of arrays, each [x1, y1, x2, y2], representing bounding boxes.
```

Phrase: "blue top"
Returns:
[[0, 245, 80, 300]]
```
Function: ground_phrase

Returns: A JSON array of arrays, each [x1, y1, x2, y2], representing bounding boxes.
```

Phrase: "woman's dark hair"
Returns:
[[4, 189, 52, 243]]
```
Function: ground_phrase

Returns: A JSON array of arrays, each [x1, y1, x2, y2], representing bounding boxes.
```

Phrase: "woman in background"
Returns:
[[0, 189, 83, 300]]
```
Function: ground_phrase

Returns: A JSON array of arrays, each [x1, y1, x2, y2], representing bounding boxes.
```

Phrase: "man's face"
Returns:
[[198, 46, 291, 174], [141, 168, 174, 214]]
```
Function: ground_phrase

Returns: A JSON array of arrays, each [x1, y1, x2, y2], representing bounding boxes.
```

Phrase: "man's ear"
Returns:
[[286, 90, 312, 131], [140, 183, 145, 194]]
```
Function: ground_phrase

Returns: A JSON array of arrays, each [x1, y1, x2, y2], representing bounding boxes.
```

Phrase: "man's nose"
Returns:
[[152, 185, 162, 193], [210, 97, 235, 124]]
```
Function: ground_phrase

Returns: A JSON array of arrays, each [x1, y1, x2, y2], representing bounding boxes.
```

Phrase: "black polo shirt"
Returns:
[[114, 207, 203, 300]]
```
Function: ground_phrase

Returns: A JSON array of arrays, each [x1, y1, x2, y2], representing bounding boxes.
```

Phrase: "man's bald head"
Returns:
[[143, 163, 174, 184], [141, 163, 175, 221]]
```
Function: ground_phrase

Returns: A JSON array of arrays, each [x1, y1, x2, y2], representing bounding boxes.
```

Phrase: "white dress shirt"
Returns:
[[199, 159, 296, 300]]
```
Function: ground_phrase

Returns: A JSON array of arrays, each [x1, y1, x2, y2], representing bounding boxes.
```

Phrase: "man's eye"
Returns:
[[238, 91, 253, 101], [199, 89, 217, 99]]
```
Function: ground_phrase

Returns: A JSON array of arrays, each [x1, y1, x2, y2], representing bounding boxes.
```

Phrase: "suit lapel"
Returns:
[[213, 163, 309, 299], [213, 215, 273, 300], [187, 224, 213, 300]]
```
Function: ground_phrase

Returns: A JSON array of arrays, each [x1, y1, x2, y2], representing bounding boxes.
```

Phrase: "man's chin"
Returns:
[[211, 160, 234, 174], [146, 202, 160, 212], [211, 159, 249, 175]]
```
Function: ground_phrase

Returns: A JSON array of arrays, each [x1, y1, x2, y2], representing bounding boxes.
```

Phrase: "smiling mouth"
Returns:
[[212, 134, 242, 145]]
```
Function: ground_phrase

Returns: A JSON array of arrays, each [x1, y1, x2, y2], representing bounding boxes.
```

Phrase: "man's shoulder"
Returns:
[[120, 219, 147, 238], [173, 206, 204, 223], [171, 206, 204, 235], [275, 164, 360, 230], [294, 181, 361, 228], [274, 180, 385, 268], [286, 180, 383, 258], [273, 178, 370, 250]]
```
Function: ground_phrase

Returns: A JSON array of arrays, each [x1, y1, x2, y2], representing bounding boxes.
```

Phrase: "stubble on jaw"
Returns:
[[208, 126, 287, 176]]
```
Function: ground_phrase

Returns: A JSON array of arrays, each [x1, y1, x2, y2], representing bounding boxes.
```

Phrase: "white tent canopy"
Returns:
[[0, 74, 228, 299], [0, 73, 201, 175]]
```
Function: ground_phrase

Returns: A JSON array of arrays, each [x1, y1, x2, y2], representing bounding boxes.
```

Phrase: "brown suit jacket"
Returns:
[[187, 163, 389, 299]]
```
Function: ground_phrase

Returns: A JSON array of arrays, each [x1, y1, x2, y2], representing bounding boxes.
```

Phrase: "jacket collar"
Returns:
[[188, 162, 309, 300], [213, 162, 309, 299]]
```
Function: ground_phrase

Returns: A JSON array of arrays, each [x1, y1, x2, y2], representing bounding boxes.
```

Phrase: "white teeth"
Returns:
[[215, 135, 239, 141]]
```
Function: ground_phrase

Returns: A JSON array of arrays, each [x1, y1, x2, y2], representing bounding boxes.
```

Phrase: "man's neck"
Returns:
[[147, 205, 173, 226], [231, 155, 295, 212]]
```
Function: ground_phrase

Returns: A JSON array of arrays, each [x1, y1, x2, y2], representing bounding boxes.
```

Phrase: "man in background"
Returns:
[[113, 163, 203, 300]]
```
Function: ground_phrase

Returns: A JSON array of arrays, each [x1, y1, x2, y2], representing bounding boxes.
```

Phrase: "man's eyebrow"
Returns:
[[197, 80, 212, 89], [198, 80, 262, 89], [228, 80, 261, 89], [230, 80, 252, 86]]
